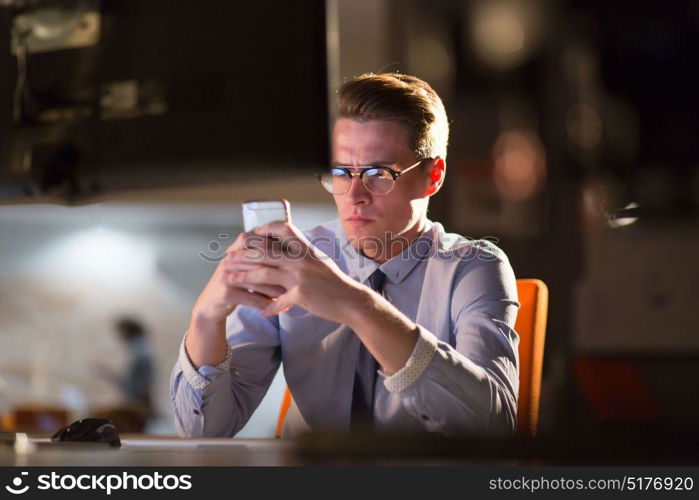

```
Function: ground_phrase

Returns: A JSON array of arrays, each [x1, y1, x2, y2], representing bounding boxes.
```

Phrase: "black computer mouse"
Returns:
[[51, 418, 121, 447]]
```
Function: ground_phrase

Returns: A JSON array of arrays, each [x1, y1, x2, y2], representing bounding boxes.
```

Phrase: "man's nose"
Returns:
[[345, 174, 371, 204]]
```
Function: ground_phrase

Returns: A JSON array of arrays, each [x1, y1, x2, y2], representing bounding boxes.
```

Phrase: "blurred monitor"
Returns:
[[0, 0, 330, 202]]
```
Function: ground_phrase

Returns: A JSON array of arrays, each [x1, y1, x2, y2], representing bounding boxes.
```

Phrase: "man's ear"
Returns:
[[423, 157, 446, 197]]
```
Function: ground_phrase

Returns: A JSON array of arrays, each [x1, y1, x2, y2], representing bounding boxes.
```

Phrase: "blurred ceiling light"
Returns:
[[24, 226, 156, 288], [581, 175, 639, 231], [468, 0, 548, 70], [407, 33, 455, 89], [607, 202, 640, 228], [566, 102, 604, 151], [492, 130, 547, 202]]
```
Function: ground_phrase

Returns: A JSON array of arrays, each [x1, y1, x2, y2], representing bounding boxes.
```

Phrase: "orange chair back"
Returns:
[[275, 387, 293, 438], [514, 279, 548, 437], [276, 278, 548, 438]]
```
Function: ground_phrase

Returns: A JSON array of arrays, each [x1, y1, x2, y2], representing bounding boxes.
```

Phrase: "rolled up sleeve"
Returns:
[[170, 306, 281, 438]]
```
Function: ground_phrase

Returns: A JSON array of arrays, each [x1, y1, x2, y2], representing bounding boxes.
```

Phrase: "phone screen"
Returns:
[[242, 199, 290, 232]]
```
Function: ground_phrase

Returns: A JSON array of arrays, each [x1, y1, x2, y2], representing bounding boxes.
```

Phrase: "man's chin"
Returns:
[[341, 221, 384, 244]]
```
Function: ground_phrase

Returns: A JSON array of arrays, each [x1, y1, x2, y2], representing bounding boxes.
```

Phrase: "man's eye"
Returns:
[[366, 168, 392, 179]]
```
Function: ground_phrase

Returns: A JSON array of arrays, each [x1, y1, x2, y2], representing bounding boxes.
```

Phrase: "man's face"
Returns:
[[331, 118, 433, 261]]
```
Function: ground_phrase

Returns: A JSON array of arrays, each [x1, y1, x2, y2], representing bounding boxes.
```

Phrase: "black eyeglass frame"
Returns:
[[316, 158, 431, 195]]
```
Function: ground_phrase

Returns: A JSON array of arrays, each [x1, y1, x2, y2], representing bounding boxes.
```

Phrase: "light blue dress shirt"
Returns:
[[170, 219, 520, 437]]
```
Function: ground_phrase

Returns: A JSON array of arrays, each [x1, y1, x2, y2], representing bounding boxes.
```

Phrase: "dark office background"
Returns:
[[1, 0, 698, 443], [379, 0, 699, 439]]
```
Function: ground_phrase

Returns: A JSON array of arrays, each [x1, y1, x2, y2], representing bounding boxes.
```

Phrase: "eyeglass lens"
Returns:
[[321, 168, 395, 195]]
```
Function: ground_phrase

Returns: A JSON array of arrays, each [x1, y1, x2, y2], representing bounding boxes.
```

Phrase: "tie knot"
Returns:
[[368, 269, 386, 293]]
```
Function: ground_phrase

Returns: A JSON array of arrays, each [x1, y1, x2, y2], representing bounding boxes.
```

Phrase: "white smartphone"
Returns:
[[241, 199, 290, 232]]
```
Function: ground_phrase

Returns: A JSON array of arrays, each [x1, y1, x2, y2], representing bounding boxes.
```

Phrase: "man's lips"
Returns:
[[346, 216, 374, 225]]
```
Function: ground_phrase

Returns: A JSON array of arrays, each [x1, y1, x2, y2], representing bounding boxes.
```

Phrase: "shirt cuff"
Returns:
[[381, 326, 438, 393], [179, 332, 232, 390]]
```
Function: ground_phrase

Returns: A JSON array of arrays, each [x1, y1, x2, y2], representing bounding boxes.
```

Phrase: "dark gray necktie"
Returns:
[[350, 268, 386, 430]]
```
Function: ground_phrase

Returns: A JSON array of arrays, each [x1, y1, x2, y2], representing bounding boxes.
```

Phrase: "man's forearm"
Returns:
[[185, 312, 229, 369], [342, 288, 419, 375]]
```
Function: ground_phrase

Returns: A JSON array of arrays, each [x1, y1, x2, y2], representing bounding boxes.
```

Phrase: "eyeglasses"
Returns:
[[317, 159, 428, 196]]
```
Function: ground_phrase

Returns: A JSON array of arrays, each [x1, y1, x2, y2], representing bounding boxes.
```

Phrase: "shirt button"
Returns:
[[193, 409, 201, 415]]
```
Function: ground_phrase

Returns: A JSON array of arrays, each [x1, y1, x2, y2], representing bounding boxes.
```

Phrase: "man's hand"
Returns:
[[185, 231, 286, 369], [192, 231, 287, 323], [224, 221, 365, 323], [224, 221, 419, 375]]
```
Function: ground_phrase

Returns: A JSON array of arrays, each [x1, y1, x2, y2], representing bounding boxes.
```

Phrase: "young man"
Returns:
[[171, 73, 519, 437]]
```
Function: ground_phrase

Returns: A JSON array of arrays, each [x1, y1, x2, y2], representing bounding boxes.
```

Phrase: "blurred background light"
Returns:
[[492, 130, 547, 202], [474, 4, 524, 55], [23, 226, 157, 288], [582, 175, 622, 223], [468, 0, 548, 70], [606, 202, 640, 228], [407, 32, 455, 90]]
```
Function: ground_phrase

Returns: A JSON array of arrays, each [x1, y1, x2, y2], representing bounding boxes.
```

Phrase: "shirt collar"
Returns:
[[338, 219, 435, 285]]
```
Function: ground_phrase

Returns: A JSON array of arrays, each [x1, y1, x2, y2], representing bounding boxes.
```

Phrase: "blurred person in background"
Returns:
[[95, 317, 154, 432], [171, 73, 520, 438]]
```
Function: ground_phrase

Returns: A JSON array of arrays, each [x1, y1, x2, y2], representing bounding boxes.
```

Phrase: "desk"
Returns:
[[2, 428, 698, 466], [0, 435, 492, 466], [0, 435, 299, 466]]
